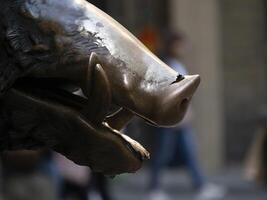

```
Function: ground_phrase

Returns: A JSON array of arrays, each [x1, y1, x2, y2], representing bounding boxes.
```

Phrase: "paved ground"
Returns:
[[108, 167, 267, 200]]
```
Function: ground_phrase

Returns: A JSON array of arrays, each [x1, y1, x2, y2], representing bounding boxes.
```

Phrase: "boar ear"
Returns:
[[82, 54, 111, 124]]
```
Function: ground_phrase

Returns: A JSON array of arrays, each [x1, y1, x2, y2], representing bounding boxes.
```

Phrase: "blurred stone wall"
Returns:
[[170, 0, 267, 168], [169, 0, 224, 172], [106, 0, 168, 32], [221, 0, 267, 162]]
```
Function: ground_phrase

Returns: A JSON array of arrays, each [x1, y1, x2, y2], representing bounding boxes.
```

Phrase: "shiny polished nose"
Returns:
[[156, 74, 201, 126], [174, 74, 201, 102]]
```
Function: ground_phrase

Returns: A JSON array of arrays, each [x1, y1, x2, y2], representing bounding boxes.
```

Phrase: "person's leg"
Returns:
[[149, 128, 177, 191], [38, 157, 63, 199], [177, 127, 227, 199], [90, 173, 112, 200], [62, 180, 88, 200], [177, 126, 206, 189]]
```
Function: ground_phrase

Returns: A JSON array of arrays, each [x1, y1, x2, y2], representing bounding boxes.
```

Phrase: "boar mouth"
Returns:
[[3, 77, 149, 175]]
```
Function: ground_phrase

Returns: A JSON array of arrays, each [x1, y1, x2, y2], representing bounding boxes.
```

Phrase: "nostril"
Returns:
[[181, 98, 189, 106], [171, 74, 185, 84]]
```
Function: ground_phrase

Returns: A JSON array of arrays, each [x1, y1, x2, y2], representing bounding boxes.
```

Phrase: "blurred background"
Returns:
[[1, 0, 267, 200]]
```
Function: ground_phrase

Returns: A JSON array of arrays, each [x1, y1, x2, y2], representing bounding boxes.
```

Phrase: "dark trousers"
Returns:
[[89, 173, 112, 200], [62, 180, 88, 200], [149, 126, 206, 190]]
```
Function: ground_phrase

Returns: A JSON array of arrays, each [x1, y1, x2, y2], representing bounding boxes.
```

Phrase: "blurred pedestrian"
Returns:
[[147, 30, 226, 200], [55, 153, 90, 200], [245, 107, 267, 187], [89, 173, 113, 200]]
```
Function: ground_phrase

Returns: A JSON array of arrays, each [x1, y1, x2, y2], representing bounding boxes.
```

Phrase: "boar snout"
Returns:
[[154, 74, 200, 126]]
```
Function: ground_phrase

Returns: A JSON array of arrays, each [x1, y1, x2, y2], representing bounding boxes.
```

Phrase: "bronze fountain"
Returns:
[[0, 0, 200, 175]]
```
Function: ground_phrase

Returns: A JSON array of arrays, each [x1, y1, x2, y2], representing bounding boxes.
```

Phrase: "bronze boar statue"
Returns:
[[0, 0, 200, 175]]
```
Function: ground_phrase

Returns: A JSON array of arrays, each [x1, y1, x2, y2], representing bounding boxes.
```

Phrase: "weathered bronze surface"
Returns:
[[0, 0, 200, 175]]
